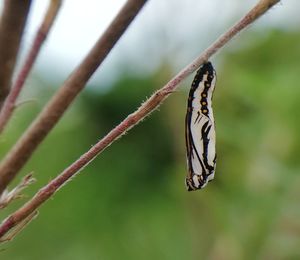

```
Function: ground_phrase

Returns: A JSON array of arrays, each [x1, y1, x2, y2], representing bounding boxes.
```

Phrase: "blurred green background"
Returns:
[[0, 1, 300, 260]]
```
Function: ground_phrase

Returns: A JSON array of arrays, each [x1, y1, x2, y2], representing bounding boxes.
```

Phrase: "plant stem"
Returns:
[[0, 0, 32, 109], [0, 0, 62, 134], [0, 0, 280, 240], [0, 0, 148, 195]]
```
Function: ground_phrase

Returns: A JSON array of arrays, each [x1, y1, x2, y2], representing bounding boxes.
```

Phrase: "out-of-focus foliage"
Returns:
[[1, 30, 300, 259]]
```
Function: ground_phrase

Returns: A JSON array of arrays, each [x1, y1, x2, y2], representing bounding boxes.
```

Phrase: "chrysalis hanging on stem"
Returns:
[[185, 62, 217, 191]]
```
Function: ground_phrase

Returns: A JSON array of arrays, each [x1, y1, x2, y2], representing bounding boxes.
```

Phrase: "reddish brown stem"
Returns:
[[0, 0, 148, 194], [0, 0, 280, 240], [0, 0, 32, 109], [0, 0, 62, 134]]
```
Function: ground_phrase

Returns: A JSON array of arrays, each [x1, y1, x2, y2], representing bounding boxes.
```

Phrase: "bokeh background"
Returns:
[[0, 0, 300, 259]]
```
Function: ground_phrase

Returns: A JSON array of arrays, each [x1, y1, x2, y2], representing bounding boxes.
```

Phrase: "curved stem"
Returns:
[[0, 0, 280, 241]]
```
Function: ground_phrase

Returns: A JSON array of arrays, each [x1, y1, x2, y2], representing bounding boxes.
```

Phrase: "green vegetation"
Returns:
[[1, 30, 300, 259]]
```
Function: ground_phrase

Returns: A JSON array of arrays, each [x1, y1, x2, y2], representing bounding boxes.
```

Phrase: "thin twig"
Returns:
[[0, 211, 38, 243], [0, 0, 32, 109], [0, 0, 148, 194], [0, 0, 62, 134], [0, 173, 36, 209], [0, 0, 280, 240]]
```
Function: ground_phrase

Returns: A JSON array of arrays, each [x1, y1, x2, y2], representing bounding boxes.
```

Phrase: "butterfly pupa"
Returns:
[[185, 62, 217, 191]]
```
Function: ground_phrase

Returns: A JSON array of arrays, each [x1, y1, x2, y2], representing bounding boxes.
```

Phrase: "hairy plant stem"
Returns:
[[0, 0, 280, 241]]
